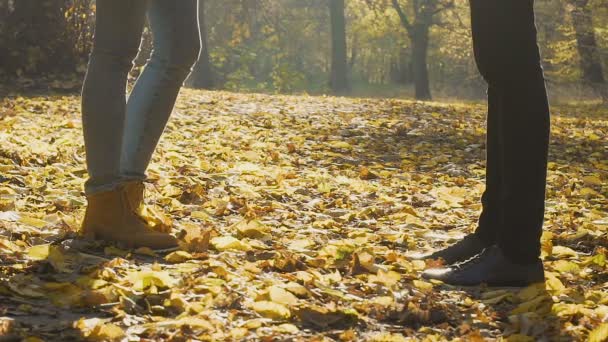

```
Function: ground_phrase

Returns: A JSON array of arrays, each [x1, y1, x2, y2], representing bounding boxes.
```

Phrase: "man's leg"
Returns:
[[472, 0, 550, 258], [478, 0, 550, 264], [81, 0, 146, 195], [421, 0, 549, 286], [120, 0, 201, 180]]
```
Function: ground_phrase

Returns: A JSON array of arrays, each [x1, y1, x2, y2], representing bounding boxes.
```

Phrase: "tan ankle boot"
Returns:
[[123, 181, 145, 215], [81, 184, 178, 250], [123, 181, 172, 233]]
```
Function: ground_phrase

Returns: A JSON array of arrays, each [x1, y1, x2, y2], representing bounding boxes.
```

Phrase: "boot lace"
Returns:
[[452, 246, 493, 271]]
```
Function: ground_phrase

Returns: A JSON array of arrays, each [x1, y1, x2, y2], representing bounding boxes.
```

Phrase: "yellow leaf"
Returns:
[[19, 215, 48, 228], [551, 260, 580, 274], [232, 162, 262, 174], [142, 205, 172, 232], [283, 282, 309, 297], [230, 327, 249, 339], [180, 224, 211, 252], [251, 301, 291, 320], [370, 270, 401, 287], [234, 219, 270, 239], [128, 270, 178, 291], [412, 280, 433, 293], [0, 238, 20, 252], [583, 175, 603, 186], [411, 260, 427, 270], [540, 231, 553, 259], [552, 246, 578, 259], [23, 337, 44, 342], [288, 239, 313, 251], [368, 332, 407, 342], [328, 141, 353, 150], [580, 187, 600, 196], [88, 323, 125, 341], [269, 285, 299, 306], [431, 186, 466, 209], [552, 303, 587, 317], [27, 244, 52, 260], [242, 318, 265, 329], [275, 323, 299, 333], [27, 244, 68, 272], [545, 272, 566, 294], [589, 323, 608, 342], [517, 283, 545, 301], [191, 210, 211, 220], [211, 236, 251, 251], [165, 251, 193, 263], [510, 295, 548, 315], [75, 318, 124, 342]]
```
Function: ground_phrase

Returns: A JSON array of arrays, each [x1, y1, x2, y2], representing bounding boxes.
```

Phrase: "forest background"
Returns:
[[0, 0, 606, 103]]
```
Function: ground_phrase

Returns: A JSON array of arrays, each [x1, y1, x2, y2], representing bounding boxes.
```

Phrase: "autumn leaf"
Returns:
[[269, 285, 299, 306], [210, 236, 252, 251], [251, 301, 291, 320], [589, 323, 608, 342], [75, 318, 125, 342], [165, 250, 193, 263], [127, 270, 178, 291]]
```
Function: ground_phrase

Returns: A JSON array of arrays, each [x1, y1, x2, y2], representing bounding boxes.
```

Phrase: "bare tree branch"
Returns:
[[391, 0, 412, 33]]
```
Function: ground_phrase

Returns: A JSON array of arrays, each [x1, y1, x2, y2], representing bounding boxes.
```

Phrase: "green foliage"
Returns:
[[0, 0, 92, 77], [271, 61, 307, 93]]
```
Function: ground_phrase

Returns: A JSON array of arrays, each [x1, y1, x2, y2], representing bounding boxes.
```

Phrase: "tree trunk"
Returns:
[[410, 24, 432, 100], [570, 0, 606, 101], [391, 0, 432, 100], [186, 0, 215, 89], [329, 0, 349, 94]]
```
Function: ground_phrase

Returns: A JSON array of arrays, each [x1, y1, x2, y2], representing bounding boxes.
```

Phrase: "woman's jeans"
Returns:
[[82, 0, 200, 195]]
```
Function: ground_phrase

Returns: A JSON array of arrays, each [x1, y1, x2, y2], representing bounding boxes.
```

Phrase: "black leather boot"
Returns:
[[409, 234, 490, 265], [421, 245, 545, 287]]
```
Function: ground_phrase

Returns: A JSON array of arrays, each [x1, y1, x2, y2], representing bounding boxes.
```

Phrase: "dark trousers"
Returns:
[[470, 0, 551, 263]]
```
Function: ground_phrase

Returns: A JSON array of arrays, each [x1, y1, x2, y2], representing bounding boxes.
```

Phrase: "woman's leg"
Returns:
[[81, 0, 147, 194], [120, 0, 201, 180], [81, 0, 179, 250]]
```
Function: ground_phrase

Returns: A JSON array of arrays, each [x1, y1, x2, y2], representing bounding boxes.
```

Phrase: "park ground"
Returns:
[[0, 89, 606, 341]]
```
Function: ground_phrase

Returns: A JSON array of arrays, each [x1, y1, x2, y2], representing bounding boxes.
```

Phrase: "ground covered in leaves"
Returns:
[[0, 89, 606, 341]]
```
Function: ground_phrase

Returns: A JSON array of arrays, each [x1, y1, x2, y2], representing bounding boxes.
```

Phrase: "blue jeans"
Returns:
[[82, 0, 200, 194]]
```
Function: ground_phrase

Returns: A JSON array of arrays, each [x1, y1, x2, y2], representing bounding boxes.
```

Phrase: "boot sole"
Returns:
[[433, 279, 546, 289], [81, 231, 179, 253]]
